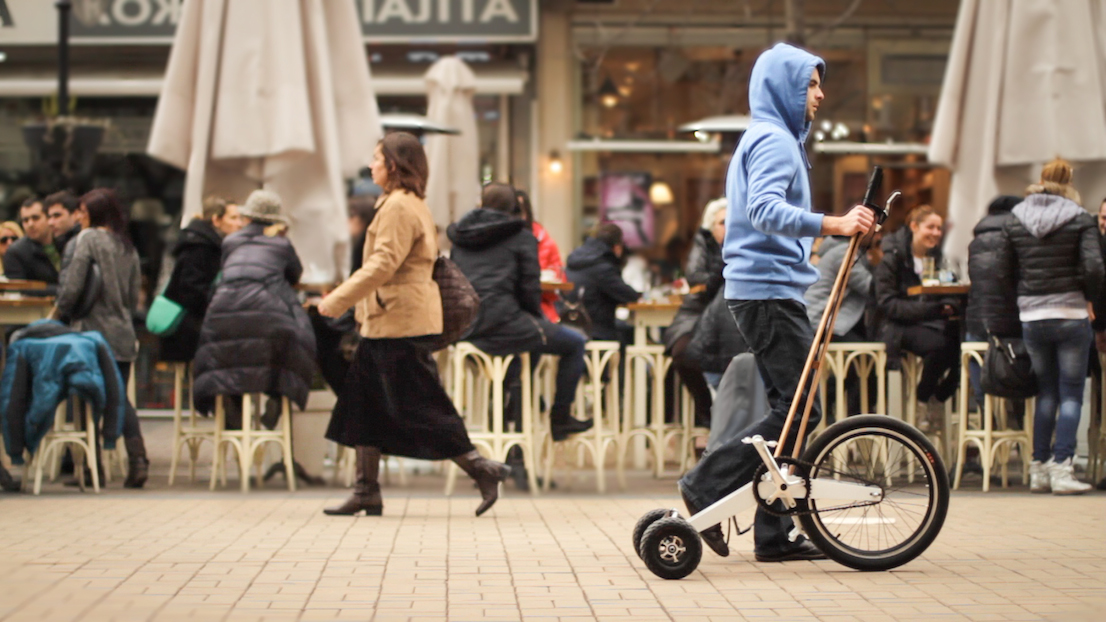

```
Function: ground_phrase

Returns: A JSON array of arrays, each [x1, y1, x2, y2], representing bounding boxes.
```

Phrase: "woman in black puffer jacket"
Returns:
[[998, 159, 1104, 495], [874, 205, 960, 430], [193, 190, 317, 417], [663, 199, 727, 425]]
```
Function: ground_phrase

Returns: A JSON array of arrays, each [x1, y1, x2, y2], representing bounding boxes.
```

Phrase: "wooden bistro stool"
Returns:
[[29, 398, 100, 495], [446, 343, 540, 496], [210, 394, 296, 493], [620, 344, 682, 478], [540, 341, 624, 492], [817, 342, 887, 432], [953, 343, 1034, 491], [167, 363, 220, 486]]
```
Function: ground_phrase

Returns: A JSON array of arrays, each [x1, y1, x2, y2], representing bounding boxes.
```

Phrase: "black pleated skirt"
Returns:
[[325, 336, 475, 460]]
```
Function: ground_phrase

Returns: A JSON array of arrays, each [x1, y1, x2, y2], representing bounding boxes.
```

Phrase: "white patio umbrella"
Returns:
[[929, 0, 1106, 265], [423, 56, 480, 228], [147, 0, 381, 283]]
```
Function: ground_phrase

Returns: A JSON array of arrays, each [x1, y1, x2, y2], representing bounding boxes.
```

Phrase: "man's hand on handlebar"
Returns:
[[822, 206, 876, 237]]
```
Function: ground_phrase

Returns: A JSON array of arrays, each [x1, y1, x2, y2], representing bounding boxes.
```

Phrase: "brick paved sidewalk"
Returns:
[[0, 471, 1103, 622]]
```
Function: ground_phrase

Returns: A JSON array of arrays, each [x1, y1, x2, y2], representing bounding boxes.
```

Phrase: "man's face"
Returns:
[[1098, 201, 1106, 235], [213, 204, 244, 236], [20, 203, 51, 244], [806, 68, 824, 123], [46, 204, 78, 237]]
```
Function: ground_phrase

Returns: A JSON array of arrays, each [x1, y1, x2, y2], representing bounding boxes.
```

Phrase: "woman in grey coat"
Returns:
[[56, 188, 147, 488]]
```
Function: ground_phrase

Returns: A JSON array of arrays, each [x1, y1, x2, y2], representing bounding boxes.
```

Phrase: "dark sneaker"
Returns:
[[754, 539, 827, 562], [680, 488, 729, 557]]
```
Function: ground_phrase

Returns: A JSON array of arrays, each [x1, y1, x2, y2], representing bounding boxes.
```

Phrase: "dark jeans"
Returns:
[[671, 333, 713, 427], [679, 299, 821, 555], [1023, 319, 1092, 463], [507, 323, 588, 427], [115, 361, 142, 440], [901, 323, 960, 403]]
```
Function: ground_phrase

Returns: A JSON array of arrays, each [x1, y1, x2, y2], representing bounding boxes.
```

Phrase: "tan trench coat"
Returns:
[[324, 191, 443, 339]]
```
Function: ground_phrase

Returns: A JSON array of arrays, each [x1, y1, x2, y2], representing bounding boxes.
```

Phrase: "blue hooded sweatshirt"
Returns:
[[723, 43, 826, 303]]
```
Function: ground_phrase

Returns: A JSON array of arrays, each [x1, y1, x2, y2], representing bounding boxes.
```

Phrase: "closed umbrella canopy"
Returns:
[[424, 56, 481, 228], [929, 0, 1106, 264], [147, 0, 381, 283]]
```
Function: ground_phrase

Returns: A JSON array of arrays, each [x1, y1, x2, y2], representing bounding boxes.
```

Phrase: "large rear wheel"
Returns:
[[798, 415, 949, 571]]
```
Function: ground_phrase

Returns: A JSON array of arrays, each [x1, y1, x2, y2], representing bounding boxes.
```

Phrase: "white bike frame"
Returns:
[[686, 191, 901, 537]]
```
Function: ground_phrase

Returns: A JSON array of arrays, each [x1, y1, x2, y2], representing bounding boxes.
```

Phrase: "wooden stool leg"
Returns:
[[282, 398, 296, 492], [240, 395, 253, 493]]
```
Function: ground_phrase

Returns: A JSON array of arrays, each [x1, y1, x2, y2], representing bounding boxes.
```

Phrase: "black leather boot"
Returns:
[[123, 437, 149, 489], [324, 446, 383, 516], [452, 450, 511, 517]]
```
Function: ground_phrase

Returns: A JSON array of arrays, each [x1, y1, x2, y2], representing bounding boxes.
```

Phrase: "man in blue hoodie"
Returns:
[[678, 43, 874, 562]]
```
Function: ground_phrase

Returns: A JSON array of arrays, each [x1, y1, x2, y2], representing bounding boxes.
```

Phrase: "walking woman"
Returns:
[[1000, 159, 1104, 495], [318, 132, 510, 517], [56, 188, 148, 488]]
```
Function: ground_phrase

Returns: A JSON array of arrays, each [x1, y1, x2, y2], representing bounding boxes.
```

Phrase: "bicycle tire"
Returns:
[[798, 415, 949, 571]]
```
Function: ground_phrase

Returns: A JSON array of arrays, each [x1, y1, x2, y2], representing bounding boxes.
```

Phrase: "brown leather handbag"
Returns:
[[426, 255, 480, 351]]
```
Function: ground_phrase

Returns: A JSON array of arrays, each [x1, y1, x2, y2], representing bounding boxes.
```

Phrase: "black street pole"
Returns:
[[57, 0, 71, 116]]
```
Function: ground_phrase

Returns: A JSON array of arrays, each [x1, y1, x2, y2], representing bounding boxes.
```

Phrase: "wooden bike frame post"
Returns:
[[774, 233, 865, 459]]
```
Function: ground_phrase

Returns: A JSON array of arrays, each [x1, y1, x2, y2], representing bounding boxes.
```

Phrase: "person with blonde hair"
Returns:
[[0, 221, 24, 275], [875, 205, 961, 431], [663, 198, 728, 425], [999, 158, 1104, 494]]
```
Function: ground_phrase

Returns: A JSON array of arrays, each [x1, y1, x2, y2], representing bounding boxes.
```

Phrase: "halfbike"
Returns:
[[634, 167, 950, 579]]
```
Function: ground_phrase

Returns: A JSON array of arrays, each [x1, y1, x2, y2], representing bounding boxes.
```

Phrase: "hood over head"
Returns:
[[447, 208, 526, 250], [173, 217, 222, 257], [567, 237, 618, 271], [749, 42, 826, 142], [1012, 193, 1087, 239]]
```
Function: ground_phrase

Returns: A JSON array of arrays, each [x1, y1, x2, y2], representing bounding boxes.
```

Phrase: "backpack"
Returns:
[[426, 255, 480, 351]]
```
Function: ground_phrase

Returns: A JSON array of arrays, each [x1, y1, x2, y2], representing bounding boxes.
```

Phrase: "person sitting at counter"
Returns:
[[874, 205, 960, 432], [449, 183, 591, 441], [3, 197, 61, 295], [565, 223, 641, 346]]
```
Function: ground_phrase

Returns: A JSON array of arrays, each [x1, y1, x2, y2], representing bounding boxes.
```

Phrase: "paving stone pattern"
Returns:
[[0, 473, 1103, 622]]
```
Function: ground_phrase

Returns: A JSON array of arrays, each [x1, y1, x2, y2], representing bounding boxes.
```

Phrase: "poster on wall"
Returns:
[[600, 172, 654, 249]]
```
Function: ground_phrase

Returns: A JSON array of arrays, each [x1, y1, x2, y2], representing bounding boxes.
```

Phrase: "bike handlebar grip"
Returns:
[[861, 166, 888, 225]]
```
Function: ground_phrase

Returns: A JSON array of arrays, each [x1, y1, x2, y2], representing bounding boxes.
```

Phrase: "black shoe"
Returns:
[[1097, 477, 1106, 491], [754, 539, 827, 562], [0, 466, 19, 492], [550, 418, 593, 441], [681, 488, 729, 557]]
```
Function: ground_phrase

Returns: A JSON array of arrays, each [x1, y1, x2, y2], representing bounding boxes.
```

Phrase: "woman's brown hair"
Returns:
[[378, 132, 429, 198], [907, 204, 940, 226]]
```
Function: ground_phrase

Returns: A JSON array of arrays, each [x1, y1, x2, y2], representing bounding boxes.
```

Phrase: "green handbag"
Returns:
[[146, 294, 186, 336]]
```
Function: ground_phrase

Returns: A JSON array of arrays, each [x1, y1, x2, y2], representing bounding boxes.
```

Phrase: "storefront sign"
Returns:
[[0, 0, 536, 44]]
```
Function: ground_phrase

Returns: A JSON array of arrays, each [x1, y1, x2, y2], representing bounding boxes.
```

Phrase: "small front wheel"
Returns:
[[633, 509, 671, 559], [640, 517, 702, 580], [798, 415, 950, 571]]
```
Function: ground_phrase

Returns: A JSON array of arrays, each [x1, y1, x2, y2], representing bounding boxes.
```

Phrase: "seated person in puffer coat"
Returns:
[[192, 190, 317, 418]]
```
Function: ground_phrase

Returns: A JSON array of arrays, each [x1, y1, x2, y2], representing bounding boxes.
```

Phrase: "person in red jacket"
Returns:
[[517, 189, 565, 322]]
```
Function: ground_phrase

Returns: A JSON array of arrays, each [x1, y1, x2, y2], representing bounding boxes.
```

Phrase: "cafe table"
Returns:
[[906, 284, 971, 296], [0, 296, 55, 326], [540, 281, 574, 292]]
